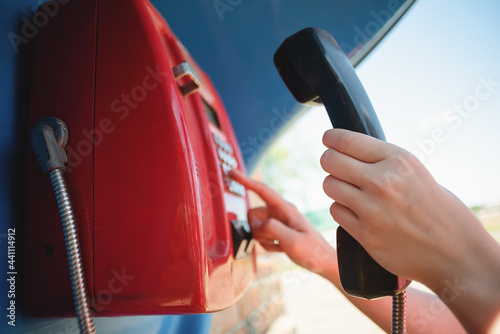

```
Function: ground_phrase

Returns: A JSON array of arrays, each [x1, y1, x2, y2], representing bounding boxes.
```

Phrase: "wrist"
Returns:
[[316, 248, 341, 287], [425, 228, 500, 332]]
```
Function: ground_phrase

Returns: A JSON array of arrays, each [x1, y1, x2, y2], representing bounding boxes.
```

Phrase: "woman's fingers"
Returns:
[[329, 202, 360, 237], [253, 235, 279, 245], [320, 148, 368, 187], [259, 243, 283, 253], [248, 207, 295, 243], [248, 206, 269, 222], [323, 129, 400, 163], [230, 169, 301, 224], [231, 170, 337, 275], [323, 175, 363, 212], [249, 218, 285, 253], [250, 217, 299, 243], [229, 169, 287, 208]]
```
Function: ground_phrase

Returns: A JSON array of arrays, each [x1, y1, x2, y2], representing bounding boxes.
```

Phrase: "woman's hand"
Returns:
[[320, 128, 489, 285], [229, 169, 336, 276], [320, 128, 500, 332]]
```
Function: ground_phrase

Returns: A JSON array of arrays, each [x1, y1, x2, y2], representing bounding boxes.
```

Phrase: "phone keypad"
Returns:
[[213, 133, 246, 197]]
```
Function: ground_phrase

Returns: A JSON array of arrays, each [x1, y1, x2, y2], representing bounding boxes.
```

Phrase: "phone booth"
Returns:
[[0, 0, 414, 332]]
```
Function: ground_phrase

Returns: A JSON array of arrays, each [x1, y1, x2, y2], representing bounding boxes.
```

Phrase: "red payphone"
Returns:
[[24, 0, 255, 318]]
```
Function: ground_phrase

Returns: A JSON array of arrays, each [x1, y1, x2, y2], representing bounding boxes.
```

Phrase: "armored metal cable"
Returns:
[[49, 169, 95, 334]]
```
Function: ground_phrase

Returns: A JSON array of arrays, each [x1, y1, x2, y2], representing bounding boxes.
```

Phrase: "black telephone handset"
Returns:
[[274, 27, 410, 299]]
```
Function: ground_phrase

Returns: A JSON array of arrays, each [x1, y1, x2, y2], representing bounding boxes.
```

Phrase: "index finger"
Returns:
[[229, 169, 285, 207], [322, 128, 399, 163]]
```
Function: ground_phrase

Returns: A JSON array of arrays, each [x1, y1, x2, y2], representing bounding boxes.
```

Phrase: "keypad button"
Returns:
[[213, 132, 244, 195], [229, 180, 246, 197]]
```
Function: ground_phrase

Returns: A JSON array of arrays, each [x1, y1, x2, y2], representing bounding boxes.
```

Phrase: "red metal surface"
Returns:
[[24, 0, 97, 317], [24, 0, 255, 317]]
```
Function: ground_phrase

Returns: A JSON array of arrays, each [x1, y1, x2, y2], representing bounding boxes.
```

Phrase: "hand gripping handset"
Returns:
[[274, 28, 410, 300]]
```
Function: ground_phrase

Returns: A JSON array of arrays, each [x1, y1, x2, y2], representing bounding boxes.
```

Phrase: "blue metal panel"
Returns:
[[0, 0, 412, 332], [1, 1, 35, 330], [154, 0, 412, 170]]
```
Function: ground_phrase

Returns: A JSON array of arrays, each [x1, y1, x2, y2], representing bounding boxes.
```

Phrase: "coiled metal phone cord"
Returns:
[[31, 118, 95, 334], [392, 289, 407, 334]]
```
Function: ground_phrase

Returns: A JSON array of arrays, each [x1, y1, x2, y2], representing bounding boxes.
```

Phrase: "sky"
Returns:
[[256, 0, 500, 212]]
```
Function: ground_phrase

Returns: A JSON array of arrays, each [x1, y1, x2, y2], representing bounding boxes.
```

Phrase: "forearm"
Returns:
[[423, 226, 500, 333], [319, 129, 500, 332], [321, 256, 465, 333]]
